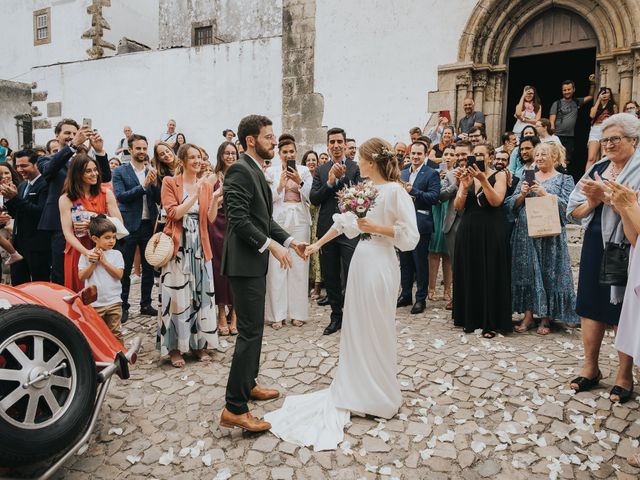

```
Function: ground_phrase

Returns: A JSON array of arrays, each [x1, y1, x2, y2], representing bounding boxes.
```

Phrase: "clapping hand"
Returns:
[[579, 171, 608, 207], [604, 181, 638, 211], [0, 183, 17, 199], [328, 163, 346, 185]]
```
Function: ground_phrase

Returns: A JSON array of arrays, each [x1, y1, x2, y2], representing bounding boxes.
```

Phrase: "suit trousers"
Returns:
[[399, 232, 431, 303], [117, 220, 154, 310], [50, 231, 66, 286], [10, 249, 51, 285], [319, 234, 357, 324], [225, 275, 266, 415]]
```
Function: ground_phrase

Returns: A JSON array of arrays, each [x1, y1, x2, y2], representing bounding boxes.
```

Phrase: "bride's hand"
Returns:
[[357, 217, 378, 234], [305, 243, 320, 256]]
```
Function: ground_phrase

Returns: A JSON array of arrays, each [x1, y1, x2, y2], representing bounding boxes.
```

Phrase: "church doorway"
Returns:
[[504, 8, 598, 178], [506, 48, 596, 178]]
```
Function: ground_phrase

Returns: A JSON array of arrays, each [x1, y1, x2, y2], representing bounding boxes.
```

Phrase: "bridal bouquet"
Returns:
[[337, 181, 379, 240]]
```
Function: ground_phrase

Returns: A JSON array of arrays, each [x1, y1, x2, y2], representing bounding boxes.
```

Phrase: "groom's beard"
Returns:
[[256, 143, 275, 161]]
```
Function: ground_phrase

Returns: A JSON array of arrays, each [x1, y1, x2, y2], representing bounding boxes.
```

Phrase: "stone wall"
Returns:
[[0, 80, 31, 150], [281, 0, 325, 155]]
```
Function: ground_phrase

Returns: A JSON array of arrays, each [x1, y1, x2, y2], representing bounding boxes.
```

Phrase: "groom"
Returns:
[[220, 115, 307, 432]]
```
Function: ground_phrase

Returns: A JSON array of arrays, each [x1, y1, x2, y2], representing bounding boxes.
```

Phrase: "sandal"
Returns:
[[229, 325, 238, 335], [193, 349, 212, 363], [514, 321, 536, 333], [443, 292, 451, 302], [291, 319, 304, 327], [628, 453, 640, 468], [482, 331, 496, 339], [169, 350, 185, 368], [428, 290, 436, 301], [218, 324, 230, 336], [610, 384, 634, 404], [569, 371, 602, 393], [271, 321, 283, 330]]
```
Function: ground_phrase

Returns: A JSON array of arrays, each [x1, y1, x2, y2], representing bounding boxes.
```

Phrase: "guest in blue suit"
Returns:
[[397, 141, 441, 314], [37, 119, 111, 285], [112, 134, 161, 323]]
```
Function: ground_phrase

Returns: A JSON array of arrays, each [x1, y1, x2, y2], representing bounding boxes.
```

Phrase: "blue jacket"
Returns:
[[112, 163, 161, 232], [37, 145, 111, 231], [400, 164, 441, 235]]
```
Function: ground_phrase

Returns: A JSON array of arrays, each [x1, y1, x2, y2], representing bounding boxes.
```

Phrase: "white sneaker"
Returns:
[[130, 274, 141, 284], [5, 252, 23, 265]]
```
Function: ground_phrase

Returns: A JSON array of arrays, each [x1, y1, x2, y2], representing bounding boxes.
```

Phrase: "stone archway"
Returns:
[[427, 0, 640, 143]]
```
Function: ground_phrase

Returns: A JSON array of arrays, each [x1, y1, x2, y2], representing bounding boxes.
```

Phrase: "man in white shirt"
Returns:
[[159, 119, 178, 148]]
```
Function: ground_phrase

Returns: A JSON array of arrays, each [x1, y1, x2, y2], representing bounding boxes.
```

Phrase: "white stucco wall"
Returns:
[[314, 0, 475, 145], [31, 39, 283, 160], [0, 0, 159, 83]]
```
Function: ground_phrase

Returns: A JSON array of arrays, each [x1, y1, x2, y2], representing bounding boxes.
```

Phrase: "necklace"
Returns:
[[609, 164, 623, 181]]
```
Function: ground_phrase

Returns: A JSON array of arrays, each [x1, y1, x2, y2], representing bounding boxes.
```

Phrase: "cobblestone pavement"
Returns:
[[38, 285, 640, 480]]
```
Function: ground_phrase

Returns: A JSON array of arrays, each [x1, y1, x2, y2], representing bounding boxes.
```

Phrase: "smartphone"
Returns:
[[82, 118, 92, 130], [476, 159, 485, 172], [286, 159, 297, 171], [439, 162, 448, 172], [439, 110, 451, 122], [466, 155, 476, 168], [524, 169, 536, 185]]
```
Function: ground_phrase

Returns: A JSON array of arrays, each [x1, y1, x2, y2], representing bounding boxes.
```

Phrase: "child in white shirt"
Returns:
[[78, 216, 125, 342]]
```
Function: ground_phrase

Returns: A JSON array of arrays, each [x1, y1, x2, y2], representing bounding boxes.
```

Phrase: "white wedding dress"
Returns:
[[265, 181, 419, 451]]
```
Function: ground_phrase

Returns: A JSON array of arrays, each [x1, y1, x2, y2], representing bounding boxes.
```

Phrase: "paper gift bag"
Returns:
[[525, 195, 561, 238]]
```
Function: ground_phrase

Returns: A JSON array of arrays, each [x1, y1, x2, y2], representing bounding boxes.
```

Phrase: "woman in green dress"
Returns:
[[428, 145, 455, 301]]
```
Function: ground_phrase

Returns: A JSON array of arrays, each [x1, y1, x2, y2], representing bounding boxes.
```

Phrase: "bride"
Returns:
[[264, 137, 419, 451]]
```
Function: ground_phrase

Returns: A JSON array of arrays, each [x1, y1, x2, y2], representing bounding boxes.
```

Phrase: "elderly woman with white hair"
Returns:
[[507, 142, 578, 335], [566, 113, 640, 403]]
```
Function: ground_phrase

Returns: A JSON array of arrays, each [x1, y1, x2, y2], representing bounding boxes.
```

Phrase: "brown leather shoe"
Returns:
[[219, 408, 271, 432], [250, 385, 280, 401]]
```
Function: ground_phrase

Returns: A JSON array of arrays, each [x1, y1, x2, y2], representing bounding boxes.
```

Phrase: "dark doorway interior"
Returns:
[[506, 48, 597, 179]]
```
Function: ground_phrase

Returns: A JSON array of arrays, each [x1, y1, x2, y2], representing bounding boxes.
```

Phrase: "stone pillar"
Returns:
[[617, 55, 634, 108], [599, 63, 609, 90], [455, 72, 472, 130], [485, 72, 505, 145], [472, 72, 488, 115], [281, 0, 325, 155]]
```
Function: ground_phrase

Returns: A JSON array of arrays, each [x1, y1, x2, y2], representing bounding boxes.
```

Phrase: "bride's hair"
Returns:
[[359, 137, 400, 182]]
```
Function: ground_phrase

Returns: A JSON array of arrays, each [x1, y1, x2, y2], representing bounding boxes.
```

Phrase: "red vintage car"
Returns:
[[0, 282, 140, 478]]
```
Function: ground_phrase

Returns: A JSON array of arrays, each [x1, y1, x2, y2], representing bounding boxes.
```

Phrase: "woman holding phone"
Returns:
[[264, 134, 313, 329], [452, 143, 511, 338]]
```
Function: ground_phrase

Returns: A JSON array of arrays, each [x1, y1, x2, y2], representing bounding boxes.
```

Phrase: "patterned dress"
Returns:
[[156, 199, 219, 355], [506, 173, 579, 325]]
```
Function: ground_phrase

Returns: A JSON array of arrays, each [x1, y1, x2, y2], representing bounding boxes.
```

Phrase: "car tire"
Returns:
[[0, 304, 97, 466]]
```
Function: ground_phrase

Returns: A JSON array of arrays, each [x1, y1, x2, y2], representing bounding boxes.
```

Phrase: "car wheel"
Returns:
[[0, 304, 97, 466]]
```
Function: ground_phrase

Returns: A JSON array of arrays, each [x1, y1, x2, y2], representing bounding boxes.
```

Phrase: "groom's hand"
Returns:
[[268, 242, 293, 269], [290, 240, 309, 260]]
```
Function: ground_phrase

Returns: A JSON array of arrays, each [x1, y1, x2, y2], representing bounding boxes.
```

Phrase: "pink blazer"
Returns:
[[161, 175, 213, 262]]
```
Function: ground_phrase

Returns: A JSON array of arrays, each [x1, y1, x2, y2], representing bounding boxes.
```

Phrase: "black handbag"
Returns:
[[599, 219, 630, 286]]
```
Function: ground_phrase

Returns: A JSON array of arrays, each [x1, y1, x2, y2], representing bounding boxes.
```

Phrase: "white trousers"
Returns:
[[265, 203, 311, 323]]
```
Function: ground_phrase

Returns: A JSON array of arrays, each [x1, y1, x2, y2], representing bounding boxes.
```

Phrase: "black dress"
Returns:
[[453, 172, 512, 333], [574, 161, 623, 325]]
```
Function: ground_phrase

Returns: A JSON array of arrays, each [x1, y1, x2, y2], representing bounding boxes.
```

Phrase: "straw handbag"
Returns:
[[145, 216, 173, 268]]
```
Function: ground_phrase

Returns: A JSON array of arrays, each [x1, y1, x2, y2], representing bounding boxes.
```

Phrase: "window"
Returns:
[[33, 8, 51, 46], [194, 26, 213, 46]]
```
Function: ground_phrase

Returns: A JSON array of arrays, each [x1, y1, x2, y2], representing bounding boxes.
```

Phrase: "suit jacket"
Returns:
[[37, 145, 112, 231], [221, 154, 290, 277], [112, 163, 161, 232], [440, 169, 461, 234], [309, 158, 361, 237], [400, 164, 441, 235], [5, 176, 50, 252]]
